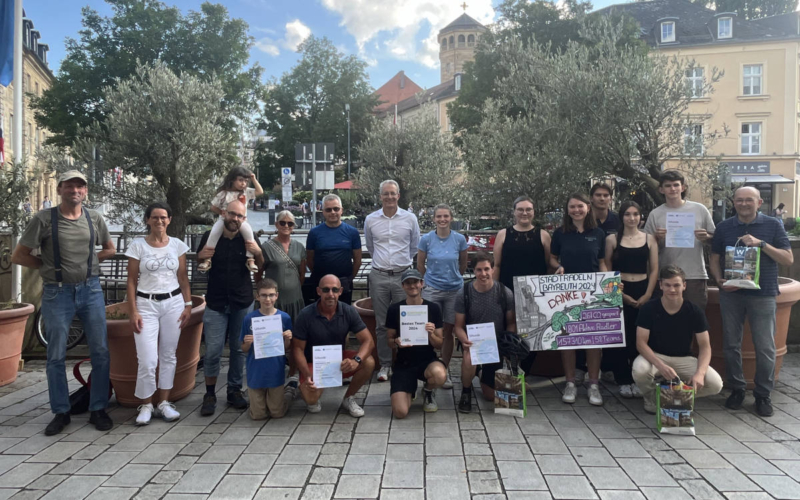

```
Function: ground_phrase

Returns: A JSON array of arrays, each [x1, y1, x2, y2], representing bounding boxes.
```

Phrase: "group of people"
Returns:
[[10, 165, 792, 437]]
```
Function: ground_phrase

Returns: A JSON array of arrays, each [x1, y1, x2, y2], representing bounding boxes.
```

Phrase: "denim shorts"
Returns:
[[422, 286, 460, 325]]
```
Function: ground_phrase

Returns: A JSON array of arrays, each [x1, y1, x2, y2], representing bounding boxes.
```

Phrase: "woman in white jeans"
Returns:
[[126, 202, 193, 425]]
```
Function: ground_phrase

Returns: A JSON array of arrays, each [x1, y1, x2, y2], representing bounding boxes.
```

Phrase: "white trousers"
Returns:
[[205, 218, 255, 258], [134, 294, 184, 399]]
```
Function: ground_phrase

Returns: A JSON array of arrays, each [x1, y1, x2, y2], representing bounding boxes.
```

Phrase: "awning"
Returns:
[[334, 180, 354, 190], [731, 174, 795, 185]]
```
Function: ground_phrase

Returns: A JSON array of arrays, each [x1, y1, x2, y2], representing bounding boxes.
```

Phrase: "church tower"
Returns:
[[438, 12, 486, 83]]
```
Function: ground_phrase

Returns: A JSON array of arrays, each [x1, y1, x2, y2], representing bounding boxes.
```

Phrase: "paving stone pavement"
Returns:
[[2, 355, 800, 499]]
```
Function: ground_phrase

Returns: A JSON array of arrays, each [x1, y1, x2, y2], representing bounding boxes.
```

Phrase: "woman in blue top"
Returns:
[[417, 204, 468, 389], [550, 193, 607, 407]]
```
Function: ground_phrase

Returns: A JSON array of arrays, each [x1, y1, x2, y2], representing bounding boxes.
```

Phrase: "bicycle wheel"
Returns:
[[35, 311, 85, 349]]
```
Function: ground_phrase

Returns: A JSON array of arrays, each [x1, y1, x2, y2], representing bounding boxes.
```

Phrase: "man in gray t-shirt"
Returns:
[[12, 170, 116, 436], [454, 252, 516, 413]]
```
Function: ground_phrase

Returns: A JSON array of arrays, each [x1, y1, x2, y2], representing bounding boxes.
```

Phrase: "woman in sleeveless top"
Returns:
[[603, 201, 658, 398], [493, 196, 550, 291]]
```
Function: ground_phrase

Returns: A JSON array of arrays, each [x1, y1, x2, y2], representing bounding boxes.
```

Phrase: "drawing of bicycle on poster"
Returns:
[[513, 272, 625, 351]]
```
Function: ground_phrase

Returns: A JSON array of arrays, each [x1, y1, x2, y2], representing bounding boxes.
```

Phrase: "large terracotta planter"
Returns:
[[0, 303, 34, 386], [353, 297, 380, 369], [106, 296, 206, 407], [707, 278, 800, 389]]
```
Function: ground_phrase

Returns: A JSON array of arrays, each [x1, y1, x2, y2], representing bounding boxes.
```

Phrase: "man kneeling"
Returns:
[[292, 275, 376, 417], [386, 270, 447, 418], [633, 265, 722, 414]]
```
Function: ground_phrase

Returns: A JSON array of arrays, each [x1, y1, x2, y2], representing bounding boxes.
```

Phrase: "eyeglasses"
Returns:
[[258, 293, 278, 300], [321, 287, 341, 293], [515, 208, 534, 213], [324, 207, 341, 212], [227, 212, 246, 220], [278, 220, 295, 227]]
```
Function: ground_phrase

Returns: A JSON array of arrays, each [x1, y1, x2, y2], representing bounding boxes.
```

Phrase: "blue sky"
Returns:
[[25, 0, 622, 91]]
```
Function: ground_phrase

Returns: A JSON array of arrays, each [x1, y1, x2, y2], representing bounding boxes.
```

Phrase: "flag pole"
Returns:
[[11, 0, 23, 302]]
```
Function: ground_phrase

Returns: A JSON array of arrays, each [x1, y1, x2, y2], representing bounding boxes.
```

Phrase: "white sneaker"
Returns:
[[136, 403, 153, 426], [307, 402, 322, 413], [423, 390, 438, 413], [342, 396, 365, 418], [377, 366, 390, 382], [632, 384, 643, 399], [574, 369, 586, 386], [442, 373, 453, 390], [562, 382, 577, 404], [588, 384, 604, 406], [643, 395, 657, 414], [601, 371, 616, 384], [158, 401, 180, 422], [619, 384, 634, 399]]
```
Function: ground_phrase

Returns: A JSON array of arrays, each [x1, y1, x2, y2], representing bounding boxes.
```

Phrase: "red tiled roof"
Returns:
[[373, 71, 423, 113]]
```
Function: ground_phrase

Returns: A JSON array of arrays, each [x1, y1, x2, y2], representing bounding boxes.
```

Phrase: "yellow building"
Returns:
[[0, 15, 56, 210], [604, 0, 800, 217]]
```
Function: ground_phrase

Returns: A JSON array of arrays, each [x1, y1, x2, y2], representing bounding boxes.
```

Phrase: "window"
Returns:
[[661, 22, 675, 43], [685, 67, 705, 98], [741, 122, 761, 154], [468, 34, 475, 47], [684, 124, 704, 155], [448, 36, 454, 49], [441, 38, 447, 50], [718, 17, 732, 38], [34, 82, 39, 96], [458, 35, 465, 48], [743, 64, 762, 95], [455, 73, 462, 91]]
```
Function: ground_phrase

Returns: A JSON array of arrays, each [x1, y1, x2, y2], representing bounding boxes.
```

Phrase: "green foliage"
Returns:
[[551, 311, 569, 332], [0, 161, 38, 236], [567, 305, 586, 321], [32, 0, 262, 148]]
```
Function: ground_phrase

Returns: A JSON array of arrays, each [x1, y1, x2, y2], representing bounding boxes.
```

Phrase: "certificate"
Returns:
[[312, 345, 343, 388], [251, 315, 284, 360], [666, 212, 695, 248], [467, 323, 500, 365], [399, 305, 428, 346]]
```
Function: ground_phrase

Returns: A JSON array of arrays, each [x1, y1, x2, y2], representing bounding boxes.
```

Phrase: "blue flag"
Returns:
[[0, 0, 14, 86]]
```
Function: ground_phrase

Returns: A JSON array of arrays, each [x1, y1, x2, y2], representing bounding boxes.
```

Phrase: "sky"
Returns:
[[24, 0, 622, 91]]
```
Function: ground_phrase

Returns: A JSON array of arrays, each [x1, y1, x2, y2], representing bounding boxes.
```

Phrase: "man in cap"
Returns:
[[12, 170, 116, 435]]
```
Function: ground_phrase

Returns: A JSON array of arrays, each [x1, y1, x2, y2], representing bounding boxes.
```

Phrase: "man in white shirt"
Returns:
[[364, 180, 421, 381]]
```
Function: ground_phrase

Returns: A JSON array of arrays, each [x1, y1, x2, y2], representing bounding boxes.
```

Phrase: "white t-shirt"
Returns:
[[125, 237, 190, 294], [211, 188, 256, 212], [643, 200, 715, 280]]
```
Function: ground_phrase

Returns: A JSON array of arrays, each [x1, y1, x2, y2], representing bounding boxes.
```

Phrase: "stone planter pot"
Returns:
[[0, 303, 34, 386], [707, 278, 800, 389], [106, 296, 206, 407], [353, 297, 380, 369]]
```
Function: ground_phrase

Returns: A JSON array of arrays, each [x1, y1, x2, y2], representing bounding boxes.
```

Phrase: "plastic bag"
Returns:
[[657, 379, 695, 436], [724, 241, 760, 289], [494, 361, 526, 417]]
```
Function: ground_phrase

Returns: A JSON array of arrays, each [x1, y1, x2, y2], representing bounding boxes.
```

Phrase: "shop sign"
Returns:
[[724, 161, 770, 174]]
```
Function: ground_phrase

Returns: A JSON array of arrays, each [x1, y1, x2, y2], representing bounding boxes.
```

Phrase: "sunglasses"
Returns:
[[321, 287, 341, 294], [278, 220, 295, 227], [324, 207, 341, 212]]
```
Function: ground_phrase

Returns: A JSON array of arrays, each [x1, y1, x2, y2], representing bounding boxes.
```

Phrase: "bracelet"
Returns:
[[184, 301, 193, 307]]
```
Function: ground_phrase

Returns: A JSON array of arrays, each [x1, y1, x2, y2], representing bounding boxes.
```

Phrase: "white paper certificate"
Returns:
[[467, 323, 500, 365], [399, 305, 428, 346], [666, 212, 696, 248], [312, 345, 343, 388], [251, 315, 284, 360]]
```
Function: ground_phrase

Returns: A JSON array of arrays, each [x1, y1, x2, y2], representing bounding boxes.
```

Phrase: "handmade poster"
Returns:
[[513, 272, 625, 351], [724, 244, 761, 289], [399, 305, 428, 346], [251, 314, 284, 360], [666, 212, 696, 248], [312, 345, 343, 388], [467, 323, 500, 365]]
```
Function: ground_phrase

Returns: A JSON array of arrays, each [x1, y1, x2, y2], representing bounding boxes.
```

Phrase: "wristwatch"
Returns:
[[353, 356, 362, 364], [184, 301, 193, 307], [759, 241, 766, 248]]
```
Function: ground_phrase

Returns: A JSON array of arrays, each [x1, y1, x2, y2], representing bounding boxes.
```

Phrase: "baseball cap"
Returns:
[[58, 170, 88, 185], [401, 269, 423, 283]]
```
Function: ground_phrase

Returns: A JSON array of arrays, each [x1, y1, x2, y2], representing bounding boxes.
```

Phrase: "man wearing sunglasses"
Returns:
[[307, 194, 362, 305], [292, 275, 376, 417], [196, 200, 264, 416]]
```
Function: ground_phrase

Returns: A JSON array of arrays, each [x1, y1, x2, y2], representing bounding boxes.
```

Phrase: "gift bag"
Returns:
[[494, 361, 526, 417], [656, 379, 695, 436], [724, 241, 760, 289]]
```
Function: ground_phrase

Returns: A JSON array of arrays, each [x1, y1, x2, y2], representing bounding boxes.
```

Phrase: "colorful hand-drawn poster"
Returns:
[[513, 272, 625, 351]]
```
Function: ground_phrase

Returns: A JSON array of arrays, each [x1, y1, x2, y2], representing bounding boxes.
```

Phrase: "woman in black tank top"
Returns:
[[603, 201, 659, 398], [493, 197, 550, 291]]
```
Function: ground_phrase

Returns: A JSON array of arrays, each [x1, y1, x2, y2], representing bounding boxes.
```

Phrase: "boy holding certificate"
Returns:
[[386, 269, 447, 418], [240, 279, 293, 420]]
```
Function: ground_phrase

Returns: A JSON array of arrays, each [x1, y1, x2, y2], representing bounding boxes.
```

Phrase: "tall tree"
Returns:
[[32, 0, 261, 148], [260, 36, 378, 179]]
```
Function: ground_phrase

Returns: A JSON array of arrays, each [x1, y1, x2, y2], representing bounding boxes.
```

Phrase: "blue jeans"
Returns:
[[720, 292, 777, 398], [203, 303, 252, 394], [41, 277, 110, 414]]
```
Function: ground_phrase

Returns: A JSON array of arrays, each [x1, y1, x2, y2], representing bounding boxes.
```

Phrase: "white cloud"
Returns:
[[321, 0, 494, 68], [255, 19, 312, 57]]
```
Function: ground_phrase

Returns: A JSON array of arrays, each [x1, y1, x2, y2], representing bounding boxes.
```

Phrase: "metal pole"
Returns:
[[345, 104, 351, 178], [10, 0, 23, 303], [311, 143, 317, 227]]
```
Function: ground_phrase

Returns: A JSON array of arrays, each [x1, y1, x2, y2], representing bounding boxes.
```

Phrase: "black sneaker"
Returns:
[[725, 389, 746, 410], [44, 413, 70, 436], [227, 390, 249, 410], [755, 397, 774, 417], [89, 409, 113, 431], [458, 392, 472, 414], [201, 393, 217, 416]]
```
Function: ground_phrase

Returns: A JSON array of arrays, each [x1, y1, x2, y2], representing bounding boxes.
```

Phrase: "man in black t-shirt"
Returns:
[[633, 265, 722, 414], [386, 270, 447, 418]]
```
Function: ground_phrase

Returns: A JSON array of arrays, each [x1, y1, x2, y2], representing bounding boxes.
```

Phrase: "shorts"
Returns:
[[248, 386, 288, 420], [477, 362, 503, 389], [390, 358, 446, 395], [300, 349, 360, 384], [422, 286, 459, 325]]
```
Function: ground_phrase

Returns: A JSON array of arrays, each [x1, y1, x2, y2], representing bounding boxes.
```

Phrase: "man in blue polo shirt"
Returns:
[[710, 186, 793, 417], [307, 194, 362, 305]]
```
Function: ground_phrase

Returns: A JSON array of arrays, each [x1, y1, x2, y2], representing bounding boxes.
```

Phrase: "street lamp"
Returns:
[[345, 103, 351, 178]]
